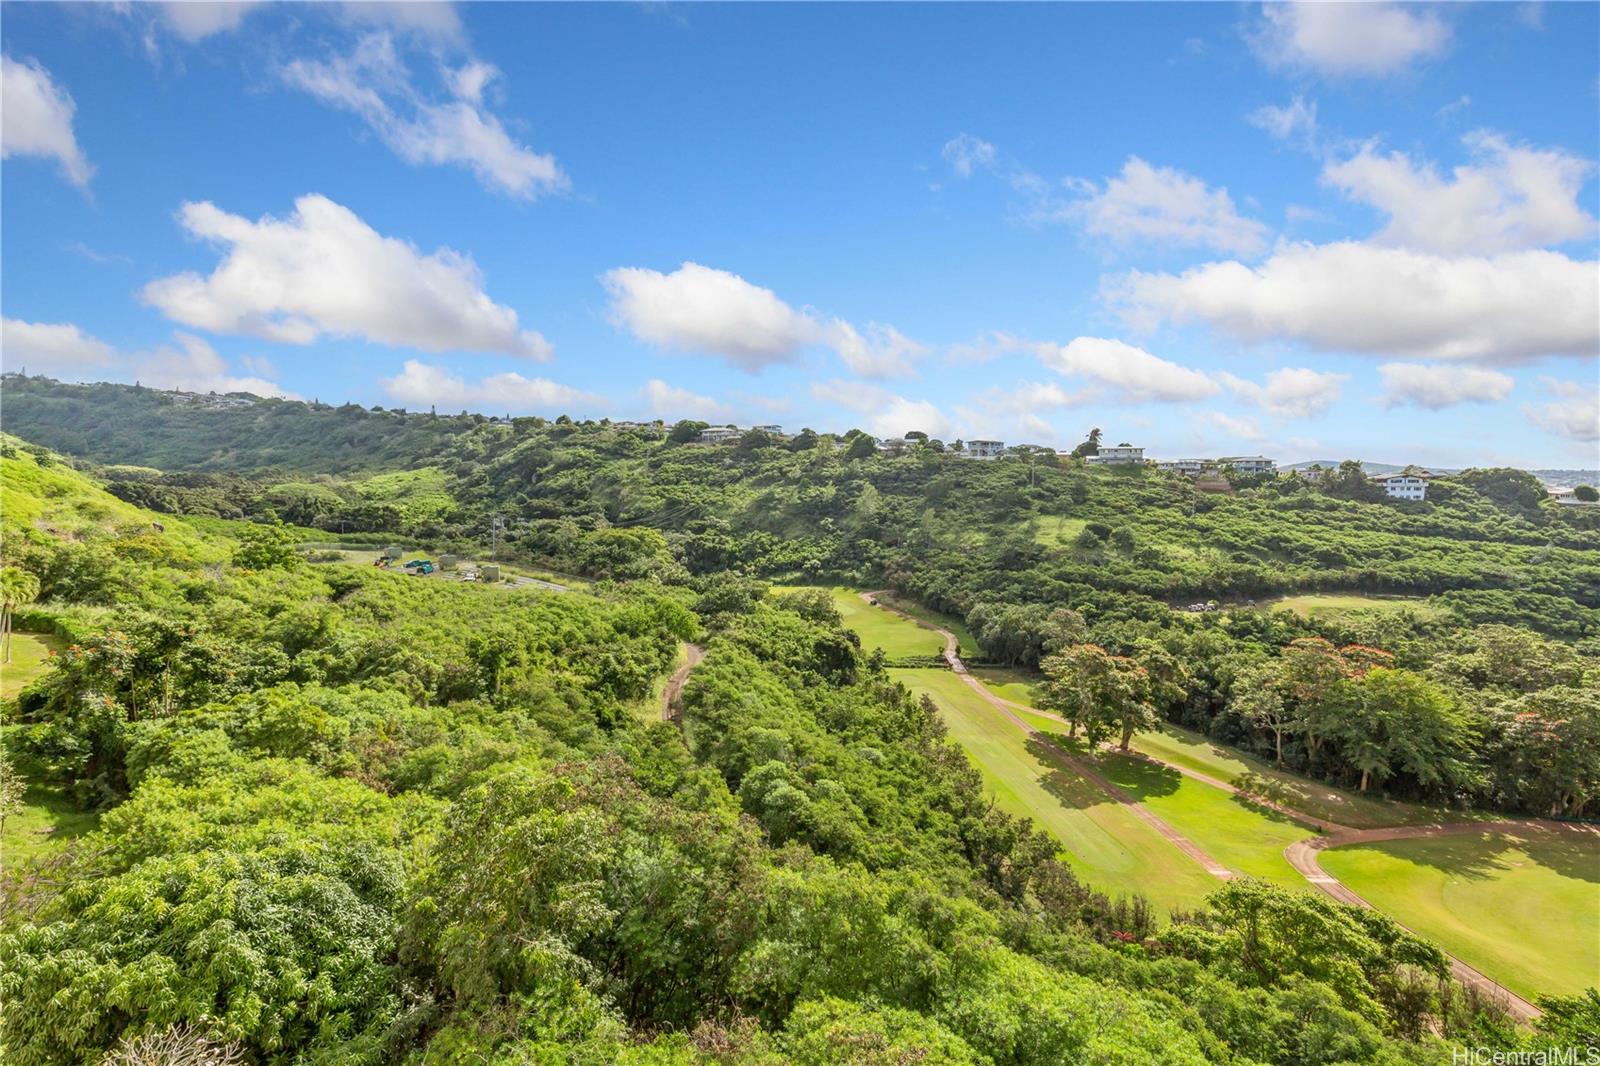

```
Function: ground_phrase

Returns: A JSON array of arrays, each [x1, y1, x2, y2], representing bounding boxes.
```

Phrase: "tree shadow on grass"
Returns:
[[1090, 750, 1184, 804], [1234, 768, 1435, 829], [1024, 735, 1114, 812]]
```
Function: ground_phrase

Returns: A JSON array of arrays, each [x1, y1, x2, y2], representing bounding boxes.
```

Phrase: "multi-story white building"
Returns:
[[1086, 444, 1145, 465], [753, 424, 784, 435], [1372, 471, 1430, 500], [1218, 455, 1276, 475], [696, 426, 742, 445], [963, 439, 1006, 459], [1156, 459, 1207, 476]]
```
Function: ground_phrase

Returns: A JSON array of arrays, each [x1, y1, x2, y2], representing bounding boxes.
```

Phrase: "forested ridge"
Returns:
[[1, 383, 1598, 1062]]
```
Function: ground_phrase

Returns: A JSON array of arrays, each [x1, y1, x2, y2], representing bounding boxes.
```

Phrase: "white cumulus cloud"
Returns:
[[1323, 132, 1597, 255], [1218, 366, 1347, 418], [1111, 242, 1599, 365], [603, 262, 814, 369], [1378, 362, 1515, 410], [383, 359, 592, 413], [281, 33, 565, 200], [602, 261, 925, 378], [811, 379, 952, 440], [1524, 378, 1599, 443], [1043, 337, 1221, 403], [826, 321, 928, 378], [1, 55, 93, 188], [643, 379, 731, 420], [135, 332, 300, 398], [143, 194, 551, 358], [1070, 157, 1269, 256], [1, 318, 116, 376], [1252, 2, 1451, 77], [1195, 411, 1264, 442], [157, 2, 264, 42]]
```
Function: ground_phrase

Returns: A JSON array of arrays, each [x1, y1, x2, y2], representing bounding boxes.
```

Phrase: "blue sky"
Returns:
[[2, 1, 1596, 468]]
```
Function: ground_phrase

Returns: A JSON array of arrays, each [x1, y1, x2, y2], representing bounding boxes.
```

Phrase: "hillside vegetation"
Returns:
[[0, 386, 1596, 1063]]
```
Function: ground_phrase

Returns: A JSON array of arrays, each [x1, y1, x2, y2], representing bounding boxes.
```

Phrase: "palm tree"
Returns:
[[1, 568, 41, 664]]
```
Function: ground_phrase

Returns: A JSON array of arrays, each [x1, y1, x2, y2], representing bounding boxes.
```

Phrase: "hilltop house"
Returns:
[[696, 426, 742, 445], [1156, 459, 1208, 476], [1218, 455, 1276, 475], [1372, 469, 1432, 500], [1086, 444, 1145, 465], [962, 439, 1006, 460]]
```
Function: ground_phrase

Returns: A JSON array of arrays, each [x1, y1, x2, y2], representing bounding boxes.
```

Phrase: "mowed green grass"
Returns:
[[1015, 711, 1312, 887], [872, 592, 979, 657], [2, 632, 64, 700], [0, 781, 98, 867], [772, 587, 946, 660], [970, 666, 1042, 706], [1319, 826, 1600, 1000], [892, 668, 1219, 915], [3, 633, 95, 867], [972, 673, 1439, 830], [1267, 593, 1446, 623]]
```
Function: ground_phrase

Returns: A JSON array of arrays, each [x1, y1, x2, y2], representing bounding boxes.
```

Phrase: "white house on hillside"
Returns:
[[696, 426, 742, 445], [963, 439, 1006, 459], [1086, 444, 1144, 465], [1372, 471, 1431, 500], [1156, 459, 1207, 476], [1218, 455, 1275, 474]]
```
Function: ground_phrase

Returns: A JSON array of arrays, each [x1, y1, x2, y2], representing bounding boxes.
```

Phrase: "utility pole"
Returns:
[[490, 513, 504, 561]]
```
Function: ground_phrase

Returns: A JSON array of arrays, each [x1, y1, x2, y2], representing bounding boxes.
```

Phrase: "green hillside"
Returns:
[[0, 409, 1594, 1064]]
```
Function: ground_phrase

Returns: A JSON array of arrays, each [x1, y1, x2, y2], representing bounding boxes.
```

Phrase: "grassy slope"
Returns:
[[2, 633, 64, 699], [1320, 827, 1600, 1000], [355, 466, 458, 521], [1, 438, 216, 559], [1128, 723, 1455, 829], [970, 661, 1448, 830], [1032, 515, 1088, 546], [970, 666, 1042, 706], [871, 591, 979, 657], [1017, 711, 1311, 887], [893, 667, 1219, 915], [2, 632, 95, 866], [771, 587, 948, 660], [1267, 593, 1447, 622]]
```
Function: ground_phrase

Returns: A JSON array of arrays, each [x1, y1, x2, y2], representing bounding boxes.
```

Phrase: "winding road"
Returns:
[[859, 590, 1552, 1022]]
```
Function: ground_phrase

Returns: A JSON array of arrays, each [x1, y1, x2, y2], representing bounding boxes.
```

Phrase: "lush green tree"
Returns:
[[0, 565, 40, 662], [231, 521, 300, 570]]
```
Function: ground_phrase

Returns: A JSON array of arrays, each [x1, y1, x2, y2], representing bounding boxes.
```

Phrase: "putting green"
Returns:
[[1319, 826, 1600, 1001], [892, 668, 1219, 916], [2, 632, 63, 700]]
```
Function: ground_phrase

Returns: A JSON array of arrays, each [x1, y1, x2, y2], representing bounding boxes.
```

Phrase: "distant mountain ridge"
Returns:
[[1286, 460, 1597, 489]]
